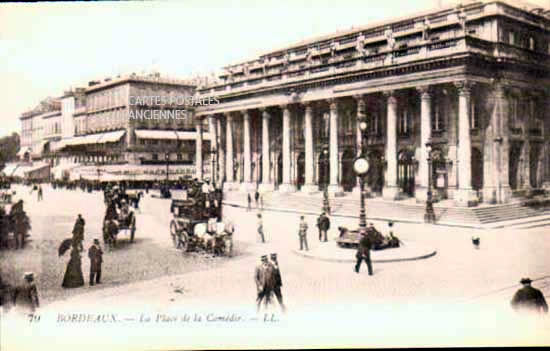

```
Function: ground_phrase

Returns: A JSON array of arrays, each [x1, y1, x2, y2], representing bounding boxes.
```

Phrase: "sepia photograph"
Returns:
[[1, 0, 550, 349]]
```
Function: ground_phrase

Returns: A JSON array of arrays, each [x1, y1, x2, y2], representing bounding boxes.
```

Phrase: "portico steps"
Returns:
[[223, 191, 550, 228]]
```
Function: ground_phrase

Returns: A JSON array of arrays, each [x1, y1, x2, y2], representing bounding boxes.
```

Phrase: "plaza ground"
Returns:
[[1, 184, 550, 348]]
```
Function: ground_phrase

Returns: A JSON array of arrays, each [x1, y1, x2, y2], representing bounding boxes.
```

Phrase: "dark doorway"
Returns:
[[471, 147, 483, 191], [318, 149, 330, 191], [258, 156, 263, 184], [397, 150, 415, 197], [367, 150, 384, 194], [509, 143, 521, 190], [276, 153, 283, 187], [296, 153, 305, 190], [341, 149, 355, 192]]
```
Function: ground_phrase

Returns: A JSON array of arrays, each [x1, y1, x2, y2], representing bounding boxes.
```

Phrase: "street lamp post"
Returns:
[[424, 138, 436, 223], [321, 148, 331, 215], [165, 152, 170, 185], [354, 119, 369, 233]]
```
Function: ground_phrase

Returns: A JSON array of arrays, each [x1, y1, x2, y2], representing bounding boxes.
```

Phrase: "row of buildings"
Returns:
[[15, 73, 213, 182], [12, 0, 550, 207]]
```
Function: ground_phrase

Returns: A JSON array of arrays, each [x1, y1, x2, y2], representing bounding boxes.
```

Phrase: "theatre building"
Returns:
[[196, 1, 550, 206]]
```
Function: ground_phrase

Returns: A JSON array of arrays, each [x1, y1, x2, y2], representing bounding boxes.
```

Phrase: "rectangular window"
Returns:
[[398, 109, 409, 135], [152, 153, 158, 161]]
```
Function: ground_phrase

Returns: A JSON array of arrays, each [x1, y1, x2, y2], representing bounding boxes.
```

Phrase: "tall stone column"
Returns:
[[279, 105, 296, 192], [382, 91, 400, 199], [217, 117, 225, 186], [195, 117, 203, 181], [328, 99, 343, 194], [521, 141, 531, 190], [258, 108, 274, 192], [454, 81, 478, 207], [208, 115, 217, 184], [301, 102, 317, 193], [240, 110, 254, 192], [416, 86, 432, 202], [224, 113, 235, 190]]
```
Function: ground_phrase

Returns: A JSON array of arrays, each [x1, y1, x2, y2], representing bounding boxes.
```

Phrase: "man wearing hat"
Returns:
[[511, 278, 548, 314], [72, 214, 85, 252], [88, 239, 103, 286], [270, 253, 286, 312], [355, 229, 373, 275], [316, 212, 330, 242], [14, 272, 40, 313], [298, 216, 309, 251], [255, 255, 275, 312]]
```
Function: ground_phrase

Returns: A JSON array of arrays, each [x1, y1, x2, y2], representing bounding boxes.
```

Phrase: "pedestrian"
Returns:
[[270, 253, 286, 312], [13, 272, 40, 314], [247, 193, 252, 212], [298, 216, 309, 251], [355, 230, 373, 275], [255, 255, 275, 312], [72, 214, 85, 252], [62, 244, 85, 289], [317, 212, 330, 242], [257, 213, 265, 243], [37, 185, 43, 201], [88, 239, 103, 286], [254, 190, 260, 208], [511, 278, 548, 314], [13, 205, 31, 250]]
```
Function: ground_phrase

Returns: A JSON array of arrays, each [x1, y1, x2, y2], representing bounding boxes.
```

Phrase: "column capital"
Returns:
[[454, 80, 475, 95], [224, 112, 234, 121], [327, 98, 338, 111], [303, 102, 314, 113], [352, 94, 366, 103], [281, 104, 291, 113], [240, 109, 250, 118], [416, 85, 433, 99], [260, 108, 271, 119], [384, 90, 397, 105]]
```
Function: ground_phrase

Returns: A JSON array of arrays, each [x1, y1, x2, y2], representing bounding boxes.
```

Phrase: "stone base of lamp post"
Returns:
[[258, 182, 275, 193], [239, 182, 256, 193], [300, 184, 319, 194], [278, 183, 297, 193], [382, 186, 400, 200], [454, 188, 479, 207]]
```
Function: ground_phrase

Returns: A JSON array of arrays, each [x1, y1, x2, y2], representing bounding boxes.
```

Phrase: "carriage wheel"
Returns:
[[224, 237, 233, 257], [178, 231, 189, 252], [170, 220, 179, 248]]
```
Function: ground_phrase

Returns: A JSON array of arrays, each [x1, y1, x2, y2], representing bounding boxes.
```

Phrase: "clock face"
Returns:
[[353, 158, 369, 175]]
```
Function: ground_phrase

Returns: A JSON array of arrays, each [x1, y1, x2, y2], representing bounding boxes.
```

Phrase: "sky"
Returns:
[[0, 0, 548, 138]]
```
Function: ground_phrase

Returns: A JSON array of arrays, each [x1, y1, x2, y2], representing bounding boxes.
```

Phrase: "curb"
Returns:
[[291, 248, 437, 263]]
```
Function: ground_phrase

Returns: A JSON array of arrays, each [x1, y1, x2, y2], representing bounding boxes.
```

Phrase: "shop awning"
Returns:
[[135, 129, 211, 140], [135, 130, 179, 140], [1, 163, 19, 176], [64, 130, 126, 147]]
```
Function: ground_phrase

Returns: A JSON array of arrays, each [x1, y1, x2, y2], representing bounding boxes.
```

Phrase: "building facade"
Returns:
[[19, 73, 213, 181], [196, 1, 550, 206]]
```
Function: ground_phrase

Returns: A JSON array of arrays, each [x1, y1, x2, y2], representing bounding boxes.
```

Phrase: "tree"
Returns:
[[0, 133, 20, 165]]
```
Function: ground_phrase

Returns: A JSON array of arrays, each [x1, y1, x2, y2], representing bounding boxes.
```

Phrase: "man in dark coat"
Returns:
[[14, 272, 40, 313], [511, 278, 548, 314], [72, 214, 85, 251], [255, 255, 275, 312], [317, 212, 330, 242], [355, 230, 373, 275], [88, 239, 103, 286], [270, 253, 286, 312]]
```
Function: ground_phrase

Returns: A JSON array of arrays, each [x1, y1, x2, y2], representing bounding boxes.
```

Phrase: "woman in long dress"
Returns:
[[62, 246, 84, 288]]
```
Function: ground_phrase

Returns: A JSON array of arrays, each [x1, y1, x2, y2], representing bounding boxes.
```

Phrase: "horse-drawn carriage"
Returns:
[[169, 188, 232, 256], [102, 198, 136, 248]]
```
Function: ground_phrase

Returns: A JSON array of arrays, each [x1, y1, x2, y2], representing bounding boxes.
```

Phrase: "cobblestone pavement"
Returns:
[[2, 185, 550, 348]]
